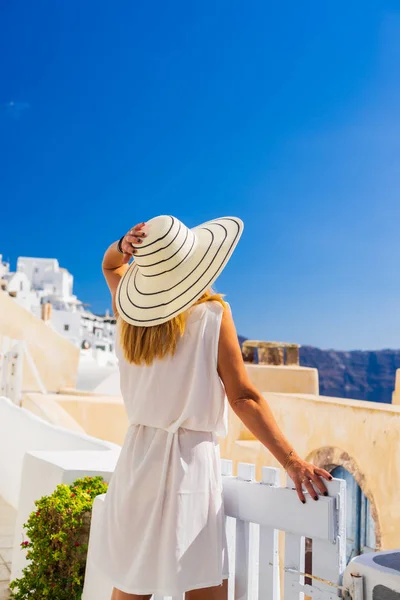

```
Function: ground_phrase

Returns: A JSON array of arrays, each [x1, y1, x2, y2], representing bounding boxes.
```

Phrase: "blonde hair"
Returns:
[[118, 289, 226, 365]]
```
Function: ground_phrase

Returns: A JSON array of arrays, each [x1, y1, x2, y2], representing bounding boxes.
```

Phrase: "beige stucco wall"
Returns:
[[220, 392, 400, 551], [51, 364, 318, 445], [22, 393, 86, 433], [24, 392, 129, 445], [56, 394, 129, 445], [0, 293, 79, 392], [80, 363, 319, 398], [245, 364, 318, 395]]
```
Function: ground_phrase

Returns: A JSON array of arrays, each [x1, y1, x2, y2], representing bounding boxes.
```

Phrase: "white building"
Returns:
[[17, 257, 76, 307], [0, 254, 117, 364]]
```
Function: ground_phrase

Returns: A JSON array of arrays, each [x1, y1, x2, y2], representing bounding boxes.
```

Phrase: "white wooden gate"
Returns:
[[155, 460, 346, 600]]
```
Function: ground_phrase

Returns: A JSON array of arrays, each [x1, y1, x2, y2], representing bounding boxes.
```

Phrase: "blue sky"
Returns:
[[1, 1, 399, 350]]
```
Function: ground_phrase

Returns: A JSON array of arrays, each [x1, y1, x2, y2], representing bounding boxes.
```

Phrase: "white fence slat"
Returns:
[[226, 515, 237, 600], [284, 533, 305, 600], [235, 518, 249, 599], [311, 539, 342, 598], [259, 526, 279, 600], [289, 581, 338, 600], [223, 460, 236, 599], [221, 459, 233, 476], [261, 466, 281, 486], [251, 524, 260, 600], [235, 519, 260, 600], [312, 477, 347, 598], [235, 463, 257, 600], [221, 459, 236, 599], [258, 467, 280, 600], [237, 462, 256, 482]]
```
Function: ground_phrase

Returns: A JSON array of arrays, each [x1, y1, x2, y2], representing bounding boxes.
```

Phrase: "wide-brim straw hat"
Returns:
[[116, 215, 243, 326]]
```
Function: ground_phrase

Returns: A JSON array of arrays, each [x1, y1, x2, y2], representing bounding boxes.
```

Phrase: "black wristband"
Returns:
[[117, 236, 125, 254]]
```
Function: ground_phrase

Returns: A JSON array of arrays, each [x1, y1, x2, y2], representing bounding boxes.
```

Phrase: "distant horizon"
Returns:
[[237, 335, 400, 354], [1, 2, 400, 350]]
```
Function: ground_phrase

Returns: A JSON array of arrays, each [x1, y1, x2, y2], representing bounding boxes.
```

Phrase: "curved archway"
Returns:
[[306, 446, 381, 557]]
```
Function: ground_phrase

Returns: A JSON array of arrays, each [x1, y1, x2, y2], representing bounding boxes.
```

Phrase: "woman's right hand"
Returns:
[[286, 456, 332, 503], [120, 223, 146, 263]]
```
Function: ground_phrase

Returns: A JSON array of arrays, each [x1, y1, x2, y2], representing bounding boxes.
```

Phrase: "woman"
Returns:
[[92, 215, 331, 600]]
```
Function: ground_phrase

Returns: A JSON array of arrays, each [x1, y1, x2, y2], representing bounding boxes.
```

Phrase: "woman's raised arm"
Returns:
[[102, 223, 146, 314]]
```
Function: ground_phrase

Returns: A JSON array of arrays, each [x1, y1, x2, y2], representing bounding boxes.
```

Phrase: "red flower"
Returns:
[[21, 541, 29, 547], [71, 493, 76, 497], [36, 511, 40, 516], [74, 542, 80, 547]]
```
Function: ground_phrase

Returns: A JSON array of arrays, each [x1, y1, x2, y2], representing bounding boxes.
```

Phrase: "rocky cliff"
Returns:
[[300, 347, 400, 403], [238, 336, 400, 404]]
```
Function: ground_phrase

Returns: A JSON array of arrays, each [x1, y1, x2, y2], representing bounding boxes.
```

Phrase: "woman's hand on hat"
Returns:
[[120, 223, 146, 264], [286, 457, 332, 503]]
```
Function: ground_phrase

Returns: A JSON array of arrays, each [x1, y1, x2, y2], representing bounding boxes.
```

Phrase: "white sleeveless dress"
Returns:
[[90, 301, 229, 596]]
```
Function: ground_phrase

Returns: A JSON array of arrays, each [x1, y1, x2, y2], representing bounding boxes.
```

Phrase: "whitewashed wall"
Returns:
[[5, 272, 30, 295], [49, 309, 82, 346], [0, 396, 121, 583], [16, 257, 59, 290], [0, 396, 120, 508]]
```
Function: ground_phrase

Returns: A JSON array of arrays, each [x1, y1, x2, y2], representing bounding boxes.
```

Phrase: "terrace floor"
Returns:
[[0, 497, 16, 600]]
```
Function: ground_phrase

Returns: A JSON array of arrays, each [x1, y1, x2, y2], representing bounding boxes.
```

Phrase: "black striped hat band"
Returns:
[[116, 215, 244, 326]]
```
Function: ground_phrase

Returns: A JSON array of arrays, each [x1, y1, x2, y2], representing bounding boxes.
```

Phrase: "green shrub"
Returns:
[[9, 475, 108, 600]]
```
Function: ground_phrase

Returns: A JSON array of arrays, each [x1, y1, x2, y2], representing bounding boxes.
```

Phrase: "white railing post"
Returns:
[[259, 467, 281, 600], [222, 459, 236, 600], [235, 463, 258, 600], [284, 532, 305, 600], [311, 477, 346, 598], [284, 473, 305, 600]]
